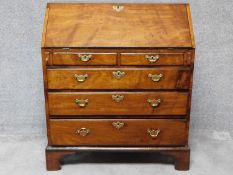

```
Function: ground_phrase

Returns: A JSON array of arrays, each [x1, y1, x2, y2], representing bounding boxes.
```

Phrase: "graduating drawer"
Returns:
[[48, 92, 188, 115], [50, 53, 117, 65], [49, 119, 188, 146], [47, 68, 191, 90], [121, 53, 184, 66]]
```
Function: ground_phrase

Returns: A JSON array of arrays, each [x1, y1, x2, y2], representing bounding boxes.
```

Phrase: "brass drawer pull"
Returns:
[[147, 99, 161, 108], [145, 55, 160, 63], [112, 94, 124, 102], [75, 99, 89, 107], [148, 73, 163, 82], [78, 54, 92, 62], [112, 71, 125, 79], [76, 128, 90, 136], [74, 74, 88, 82], [112, 121, 125, 129], [147, 128, 160, 138]]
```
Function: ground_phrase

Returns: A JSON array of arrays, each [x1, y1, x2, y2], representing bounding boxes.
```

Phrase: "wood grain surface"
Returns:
[[47, 68, 191, 89], [121, 53, 184, 65], [43, 3, 194, 48], [49, 119, 188, 146], [48, 92, 188, 115], [51, 52, 117, 65]]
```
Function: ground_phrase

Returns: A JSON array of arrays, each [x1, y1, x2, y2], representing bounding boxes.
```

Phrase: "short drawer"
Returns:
[[47, 68, 191, 90], [48, 92, 188, 116], [49, 119, 188, 146], [121, 53, 184, 66], [51, 53, 117, 65]]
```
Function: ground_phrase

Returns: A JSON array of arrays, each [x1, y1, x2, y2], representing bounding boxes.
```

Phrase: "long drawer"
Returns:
[[47, 68, 191, 89], [48, 92, 188, 115], [49, 119, 188, 146]]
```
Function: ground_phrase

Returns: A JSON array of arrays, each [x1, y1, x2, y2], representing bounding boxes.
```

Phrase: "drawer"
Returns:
[[49, 119, 188, 146], [48, 92, 188, 116], [51, 53, 117, 65], [47, 68, 191, 89], [121, 53, 184, 66]]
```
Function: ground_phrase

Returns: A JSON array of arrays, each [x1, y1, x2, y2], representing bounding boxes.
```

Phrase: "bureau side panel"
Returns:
[[186, 4, 195, 48], [186, 49, 195, 144], [41, 49, 51, 145], [41, 6, 50, 48]]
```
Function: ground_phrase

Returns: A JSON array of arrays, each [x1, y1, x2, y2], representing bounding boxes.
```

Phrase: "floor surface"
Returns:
[[0, 129, 232, 175]]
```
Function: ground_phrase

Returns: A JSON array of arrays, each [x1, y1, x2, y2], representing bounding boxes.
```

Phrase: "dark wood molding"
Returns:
[[46, 146, 190, 171]]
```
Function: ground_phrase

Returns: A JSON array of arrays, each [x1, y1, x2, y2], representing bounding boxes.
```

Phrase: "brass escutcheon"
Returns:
[[112, 94, 124, 102], [78, 54, 92, 62], [112, 71, 126, 79], [74, 74, 88, 82], [76, 128, 90, 136], [147, 99, 161, 108], [112, 121, 125, 129], [75, 99, 89, 107], [147, 128, 160, 138], [148, 73, 163, 82], [145, 55, 160, 63], [112, 5, 124, 12]]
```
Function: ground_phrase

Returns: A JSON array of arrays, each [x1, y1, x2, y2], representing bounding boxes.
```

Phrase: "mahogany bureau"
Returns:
[[41, 3, 195, 171]]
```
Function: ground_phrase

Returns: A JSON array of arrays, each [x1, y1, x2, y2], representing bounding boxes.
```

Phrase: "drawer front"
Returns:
[[51, 53, 117, 65], [47, 68, 191, 89], [49, 119, 187, 146], [48, 92, 188, 115], [121, 53, 184, 65]]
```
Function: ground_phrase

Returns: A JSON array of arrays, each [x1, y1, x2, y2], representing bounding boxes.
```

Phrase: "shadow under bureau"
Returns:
[[41, 3, 195, 171]]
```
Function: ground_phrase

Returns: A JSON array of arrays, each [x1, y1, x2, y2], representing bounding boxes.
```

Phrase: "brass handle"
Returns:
[[147, 99, 161, 108], [78, 54, 92, 62], [148, 73, 163, 82], [112, 121, 125, 129], [147, 128, 160, 138], [112, 95, 124, 102], [145, 55, 160, 63], [112, 71, 126, 79], [76, 128, 90, 136], [74, 74, 88, 82], [75, 99, 89, 107]]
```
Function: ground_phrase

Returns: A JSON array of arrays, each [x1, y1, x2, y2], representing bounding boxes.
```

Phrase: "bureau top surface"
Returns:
[[42, 3, 195, 48]]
